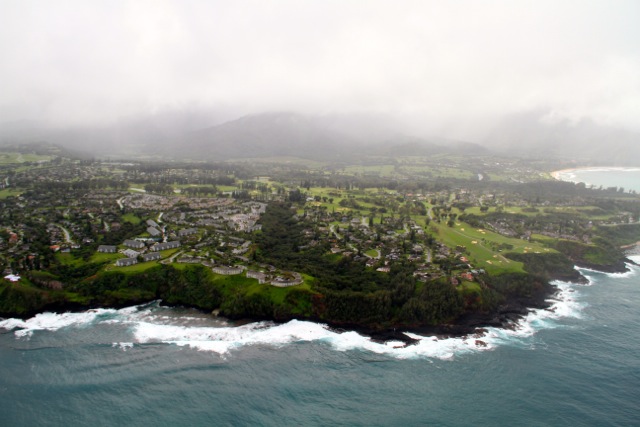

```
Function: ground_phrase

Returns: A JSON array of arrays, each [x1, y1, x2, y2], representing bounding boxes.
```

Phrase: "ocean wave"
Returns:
[[575, 263, 639, 280], [0, 282, 586, 359], [126, 279, 586, 359], [627, 255, 640, 264], [0, 308, 121, 338]]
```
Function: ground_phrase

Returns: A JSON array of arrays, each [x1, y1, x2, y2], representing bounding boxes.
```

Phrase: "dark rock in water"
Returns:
[[576, 260, 629, 274], [475, 340, 487, 347]]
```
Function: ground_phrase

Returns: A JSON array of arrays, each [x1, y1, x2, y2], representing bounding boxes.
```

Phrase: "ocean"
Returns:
[[1, 260, 640, 426], [554, 167, 640, 193]]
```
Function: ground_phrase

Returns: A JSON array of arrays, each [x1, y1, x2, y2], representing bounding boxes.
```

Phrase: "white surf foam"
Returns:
[[627, 255, 640, 264], [576, 263, 639, 280], [112, 342, 134, 351], [133, 319, 335, 355], [0, 302, 167, 338], [0, 280, 588, 360], [0, 308, 120, 338], [116, 279, 586, 360]]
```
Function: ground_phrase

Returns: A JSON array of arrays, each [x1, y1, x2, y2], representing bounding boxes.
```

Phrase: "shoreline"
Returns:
[[2, 258, 635, 346], [0, 264, 623, 344], [551, 166, 640, 181]]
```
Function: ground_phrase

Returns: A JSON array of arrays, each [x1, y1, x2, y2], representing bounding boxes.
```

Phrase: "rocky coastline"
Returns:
[[1, 256, 635, 346]]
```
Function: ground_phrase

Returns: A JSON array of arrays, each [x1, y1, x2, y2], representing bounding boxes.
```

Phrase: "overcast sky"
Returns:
[[1, 0, 639, 138]]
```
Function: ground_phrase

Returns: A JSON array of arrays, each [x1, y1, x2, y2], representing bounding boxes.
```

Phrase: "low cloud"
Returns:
[[1, 0, 639, 140]]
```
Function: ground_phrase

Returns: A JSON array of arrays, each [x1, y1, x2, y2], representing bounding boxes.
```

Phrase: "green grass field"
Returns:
[[0, 189, 22, 199], [430, 221, 554, 274], [463, 205, 616, 221], [341, 165, 396, 177], [90, 252, 121, 263], [106, 260, 160, 274], [0, 152, 53, 165], [121, 213, 142, 224], [365, 249, 379, 258], [55, 253, 84, 267], [401, 165, 475, 180]]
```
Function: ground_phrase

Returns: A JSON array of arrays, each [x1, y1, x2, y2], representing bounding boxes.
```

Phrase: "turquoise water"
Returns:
[[556, 167, 640, 192], [2, 261, 640, 426]]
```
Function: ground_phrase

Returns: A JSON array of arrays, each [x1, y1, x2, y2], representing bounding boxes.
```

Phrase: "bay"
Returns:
[[554, 167, 640, 192]]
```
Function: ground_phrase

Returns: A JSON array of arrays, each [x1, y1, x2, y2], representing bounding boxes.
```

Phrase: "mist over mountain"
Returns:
[[0, 108, 235, 157], [1, 1, 639, 165], [1, 111, 489, 162], [4, 108, 639, 165], [180, 112, 486, 161], [183, 112, 355, 161], [483, 111, 640, 165]]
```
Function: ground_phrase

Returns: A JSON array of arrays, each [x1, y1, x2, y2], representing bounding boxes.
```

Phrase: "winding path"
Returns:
[[55, 224, 74, 245]]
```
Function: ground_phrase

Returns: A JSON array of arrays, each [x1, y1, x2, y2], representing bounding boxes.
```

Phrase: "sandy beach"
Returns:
[[551, 166, 640, 182], [550, 168, 579, 180]]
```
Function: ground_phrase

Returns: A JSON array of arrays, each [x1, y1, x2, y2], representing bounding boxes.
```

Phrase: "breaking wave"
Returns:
[[0, 274, 592, 360]]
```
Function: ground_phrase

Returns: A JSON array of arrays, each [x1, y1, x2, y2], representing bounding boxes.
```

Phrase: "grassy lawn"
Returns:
[[402, 165, 475, 180], [244, 280, 311, 304], [462, 205, 618, 222], [0, 188, 22, 199], [106, 261, 161, 274], [121, 213, 141, 224], [90, 252, 122, 263], [0, 152, 53, 164], [365, 249, 379, 257], [158, 248, 180, 259], [55, 253, 84, 267], [228, 156, 326, 168], [342, 165, 397, 177], [430, 221, 554, 274], [458, 281, 481, 294]]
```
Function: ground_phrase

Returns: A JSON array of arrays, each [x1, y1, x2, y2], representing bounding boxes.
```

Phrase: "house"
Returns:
[[270, 272, 303, 287], [142, 252, 161, 262], [123, 249, 140, 258], [150, 241, 181, 252], [246, 270, 268, 284], [123, 239, 145, 249], [146, 219, 160, 228], [212, 265, 244, 275], [115, 257, 138, 267], [178, 228, 198, 237], [147, 227, 161, 237], [461, 272, 474, 281], [97, 245, 117, 253]]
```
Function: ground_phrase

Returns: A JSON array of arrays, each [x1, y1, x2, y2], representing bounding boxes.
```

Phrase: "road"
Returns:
[[161, 250, 184, 264], [55, 224, 74, 244], [116, 196, 126, 209]]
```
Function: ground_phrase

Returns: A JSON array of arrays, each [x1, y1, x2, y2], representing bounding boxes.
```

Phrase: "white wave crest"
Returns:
[[627, 255, 640, 264], [0, 308, 120, 338], [0, 282, 587, 360], [122, 280, 585, 360], [576, 263, 639, 280], [133, 319, 335, 355], [112, 342, 134, 351]]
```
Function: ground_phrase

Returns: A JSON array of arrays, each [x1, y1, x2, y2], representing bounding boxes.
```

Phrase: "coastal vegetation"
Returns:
[[0, 142, 638, 335]]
